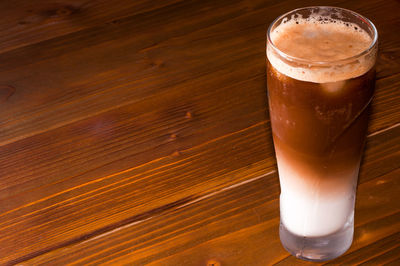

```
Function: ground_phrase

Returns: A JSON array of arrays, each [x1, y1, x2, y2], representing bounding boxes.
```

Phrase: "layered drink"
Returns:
[[266, 7, 378, 261]]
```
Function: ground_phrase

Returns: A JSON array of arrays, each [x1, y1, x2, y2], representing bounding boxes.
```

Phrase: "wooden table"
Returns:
[[0, 0, 399, 265]]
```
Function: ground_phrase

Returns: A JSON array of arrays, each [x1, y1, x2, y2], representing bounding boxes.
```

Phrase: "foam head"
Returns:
[[267, 9, 377, 83]]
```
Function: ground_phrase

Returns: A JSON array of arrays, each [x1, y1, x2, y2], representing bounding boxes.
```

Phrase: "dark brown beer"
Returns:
[[266, 7, 377, 241], [267, 61, 375, 235]]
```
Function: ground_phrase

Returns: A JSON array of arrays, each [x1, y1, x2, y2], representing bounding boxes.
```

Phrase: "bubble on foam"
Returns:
[[267, 12, 376, 83]]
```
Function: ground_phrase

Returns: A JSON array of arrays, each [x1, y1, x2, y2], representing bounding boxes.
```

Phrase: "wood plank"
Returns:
[[0, 0, 257, 145], [21, 167, 400, 265], [369, 73, 400, 134], [0, 121, 274, 263], [0, 0, 399, 264], [358, 245, 400, 265], [0, 65, 267, 208], [0, 0, 398, 212], [0, 123, 398, 264], [326, 234, 400, 265], [0, 0, 399, 147], [0, 0, 181, 53], [0, 65, 397, 215], [362, 124, 400, 183]]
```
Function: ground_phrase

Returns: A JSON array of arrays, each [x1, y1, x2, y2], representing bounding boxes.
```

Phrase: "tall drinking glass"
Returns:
[[266, 6, 378, 261]]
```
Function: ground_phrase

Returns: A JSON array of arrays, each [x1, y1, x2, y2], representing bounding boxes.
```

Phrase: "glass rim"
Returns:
[[266, 6, 378, 66]]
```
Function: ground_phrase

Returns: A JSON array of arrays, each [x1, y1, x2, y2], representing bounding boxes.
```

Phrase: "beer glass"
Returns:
[[266, 6, 378, 261]]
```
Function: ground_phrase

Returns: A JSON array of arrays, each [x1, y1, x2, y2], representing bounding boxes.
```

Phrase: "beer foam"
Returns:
[[267, 14, 376, 83]]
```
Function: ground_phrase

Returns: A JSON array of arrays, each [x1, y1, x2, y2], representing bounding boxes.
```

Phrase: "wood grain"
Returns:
[[22, 168, 400, 265], [0, 0, 399, 265], [0, 0, 182, 53], [0, 0, 399, 146]]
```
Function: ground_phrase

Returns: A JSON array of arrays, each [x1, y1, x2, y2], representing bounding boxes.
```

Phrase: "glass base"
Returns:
[[279, 221, 353, 262]]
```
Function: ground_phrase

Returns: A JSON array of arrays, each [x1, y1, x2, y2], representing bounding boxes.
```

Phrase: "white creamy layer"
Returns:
[[277, 155, 359, 237]]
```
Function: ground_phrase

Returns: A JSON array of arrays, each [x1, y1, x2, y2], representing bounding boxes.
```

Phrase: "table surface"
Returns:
[[0, 0, 399, 265]]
